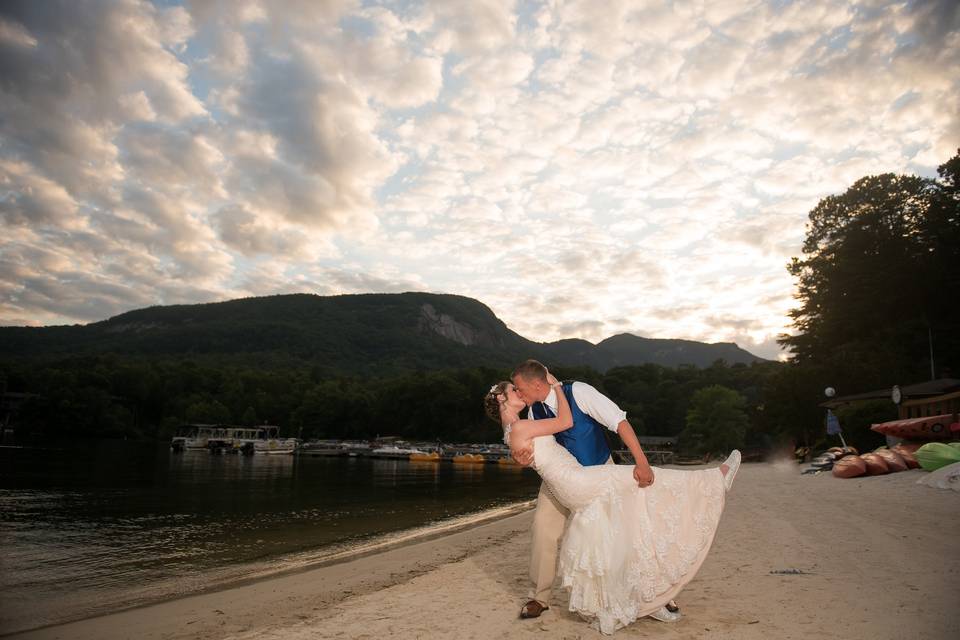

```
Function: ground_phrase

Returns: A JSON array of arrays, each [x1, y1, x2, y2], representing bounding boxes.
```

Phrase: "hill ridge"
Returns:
[[0, 292, 766, 371]]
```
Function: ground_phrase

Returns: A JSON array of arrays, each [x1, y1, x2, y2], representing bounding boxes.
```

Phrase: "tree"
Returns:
[[680, 385, 747, 456], [781, 152, 960, 385], [241, 406, 259, 426], [184, 399, 231, 424]]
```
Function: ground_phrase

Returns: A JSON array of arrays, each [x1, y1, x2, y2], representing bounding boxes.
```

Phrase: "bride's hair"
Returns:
[[483, 381, 511, 424]]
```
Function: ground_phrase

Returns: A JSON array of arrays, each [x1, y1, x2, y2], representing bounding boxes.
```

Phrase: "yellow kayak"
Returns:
[[452, 453, 486, 464]]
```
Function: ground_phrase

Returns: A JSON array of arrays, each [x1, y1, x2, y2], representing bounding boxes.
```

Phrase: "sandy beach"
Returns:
[[6, 461, 959, 640]]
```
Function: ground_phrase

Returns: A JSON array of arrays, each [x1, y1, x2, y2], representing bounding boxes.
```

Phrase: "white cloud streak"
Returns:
[[1, 0, 957, 360]]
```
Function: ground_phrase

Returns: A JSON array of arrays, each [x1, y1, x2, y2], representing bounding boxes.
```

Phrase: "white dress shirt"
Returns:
[[541, 381, 627, 432]]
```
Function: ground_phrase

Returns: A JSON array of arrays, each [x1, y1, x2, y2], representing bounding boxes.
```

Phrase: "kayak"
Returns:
[[861, 452, 890, 475], [874, 448, 908, 472], [871, 414, 955, 440], [833, 456, 867, 478], [915, 442, 960, 471], [891, 444, 920, 468]]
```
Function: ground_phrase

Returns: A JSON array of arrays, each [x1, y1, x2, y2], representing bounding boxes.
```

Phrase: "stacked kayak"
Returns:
[[802, 447, 859, 474], [828, 441, 960, 479]]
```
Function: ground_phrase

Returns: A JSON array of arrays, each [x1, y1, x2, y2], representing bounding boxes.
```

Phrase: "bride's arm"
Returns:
[[510, 376, 573, 451]]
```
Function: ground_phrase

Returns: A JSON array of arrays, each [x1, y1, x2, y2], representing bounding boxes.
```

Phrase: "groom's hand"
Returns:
[[634, 463, 655, 487]]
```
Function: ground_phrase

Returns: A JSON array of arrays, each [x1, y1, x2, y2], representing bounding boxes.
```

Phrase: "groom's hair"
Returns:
[[512, 359, 548, 382]]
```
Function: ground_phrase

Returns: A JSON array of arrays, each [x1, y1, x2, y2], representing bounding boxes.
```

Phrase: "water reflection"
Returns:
[[167, 450, 296, 483], [0, 442, 539, 635]]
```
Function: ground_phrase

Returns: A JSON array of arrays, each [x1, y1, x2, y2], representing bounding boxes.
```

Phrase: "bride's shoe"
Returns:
[[720, 450, 741, 492], [648, 605, 682, 622]]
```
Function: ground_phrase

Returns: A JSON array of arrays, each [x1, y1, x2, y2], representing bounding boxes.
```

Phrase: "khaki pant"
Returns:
[[528, 456, 613, 605]]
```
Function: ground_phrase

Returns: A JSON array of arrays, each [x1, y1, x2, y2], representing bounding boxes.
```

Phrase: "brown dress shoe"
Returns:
[[520, 600, 549, 618]]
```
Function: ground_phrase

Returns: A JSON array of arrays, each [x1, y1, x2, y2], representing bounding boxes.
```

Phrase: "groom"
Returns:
[[510, 359, 680, 621]]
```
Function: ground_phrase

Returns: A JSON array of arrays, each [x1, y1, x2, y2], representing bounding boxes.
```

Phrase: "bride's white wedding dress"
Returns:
[[529, 434, 732, 635]]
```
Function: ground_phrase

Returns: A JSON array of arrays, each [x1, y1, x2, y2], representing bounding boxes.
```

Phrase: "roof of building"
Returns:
[[820, 378, 960, 408]]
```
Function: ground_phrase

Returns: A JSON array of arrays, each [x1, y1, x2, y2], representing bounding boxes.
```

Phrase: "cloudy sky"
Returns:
[[0, 0, 957, 359]]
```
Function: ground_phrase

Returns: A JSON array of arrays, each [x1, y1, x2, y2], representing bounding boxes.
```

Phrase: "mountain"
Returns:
[[0, 293, 766, 372]]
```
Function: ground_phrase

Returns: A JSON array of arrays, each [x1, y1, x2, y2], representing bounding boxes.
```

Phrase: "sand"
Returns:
[[6, 461, 959, 640]]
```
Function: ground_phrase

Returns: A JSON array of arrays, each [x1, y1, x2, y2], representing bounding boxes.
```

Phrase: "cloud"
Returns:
[[0, 0, 956, 364], [426, 0, 518, 55], [213, 205, 312, 259], [0, 160, 81, 228]]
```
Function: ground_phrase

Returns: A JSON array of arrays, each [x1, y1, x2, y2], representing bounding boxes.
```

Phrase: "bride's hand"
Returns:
[[546, 371, 559, 386], [509, 424, 534, 466], [512, 443, 534, 466]]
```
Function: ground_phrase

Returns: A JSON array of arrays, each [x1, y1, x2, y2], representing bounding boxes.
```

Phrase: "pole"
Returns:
[[928, 325, 935, 381]]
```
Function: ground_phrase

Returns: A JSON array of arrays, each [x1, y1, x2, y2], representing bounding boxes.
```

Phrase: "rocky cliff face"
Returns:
[[417, 303, 482, 346]]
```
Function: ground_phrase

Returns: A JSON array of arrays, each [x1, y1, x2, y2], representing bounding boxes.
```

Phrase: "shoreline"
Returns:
[[1, 500, 537, 639], [6, 462, 960, 640]]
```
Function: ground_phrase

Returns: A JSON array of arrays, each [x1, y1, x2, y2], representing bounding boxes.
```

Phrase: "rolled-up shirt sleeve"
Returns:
[[570, 382, 626, 432]]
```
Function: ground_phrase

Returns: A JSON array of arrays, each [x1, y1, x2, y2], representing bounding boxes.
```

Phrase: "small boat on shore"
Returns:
[[369, 445, 426, 459], [239, 426, 298, 455], [171, 424, 297, 454], [300, 440, 349, 456], [410, 451, 441, 462], [299, 446, 346, 456], [170, 424, 229, 452], [452, 453, 486, 464]]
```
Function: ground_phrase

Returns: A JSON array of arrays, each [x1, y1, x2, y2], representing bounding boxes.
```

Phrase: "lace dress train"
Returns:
[[531, 436, 727, 634]]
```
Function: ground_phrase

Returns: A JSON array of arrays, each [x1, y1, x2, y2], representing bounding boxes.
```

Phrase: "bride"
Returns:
[[485, 376, 739, 635]]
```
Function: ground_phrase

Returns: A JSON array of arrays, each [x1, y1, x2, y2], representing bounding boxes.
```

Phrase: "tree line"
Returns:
[[0, 355, 893, 455], [3, 152, 956, 457]]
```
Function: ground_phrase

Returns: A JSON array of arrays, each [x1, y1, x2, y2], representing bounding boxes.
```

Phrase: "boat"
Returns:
[[171, 424, 297, 454], [342, 441, 372, 457], [299, 446, 346, 456], [832, 456, 867, 478], [871, 414, 958, 441], [170, 424, 232, 452], [409, 451, 441, 462], [237, 426, 298, 455], [299, 440, 348, 456], [452, 453, 486, 464], [369, 445, 425, 459]]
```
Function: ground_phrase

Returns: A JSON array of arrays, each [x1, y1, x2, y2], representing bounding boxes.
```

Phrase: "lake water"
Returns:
[[0, 442, 540, 634]]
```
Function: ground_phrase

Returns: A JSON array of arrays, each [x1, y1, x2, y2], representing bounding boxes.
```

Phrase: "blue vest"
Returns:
[[532, 382, 611, 466]]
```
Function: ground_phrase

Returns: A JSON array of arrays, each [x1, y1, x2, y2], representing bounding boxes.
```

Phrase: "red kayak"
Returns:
[[874, 448, 908, 472], [861, 453, 890, 475], [891, 443, 921, 468], [833, 456, 867, 478], [871, 414, 956, 441]]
